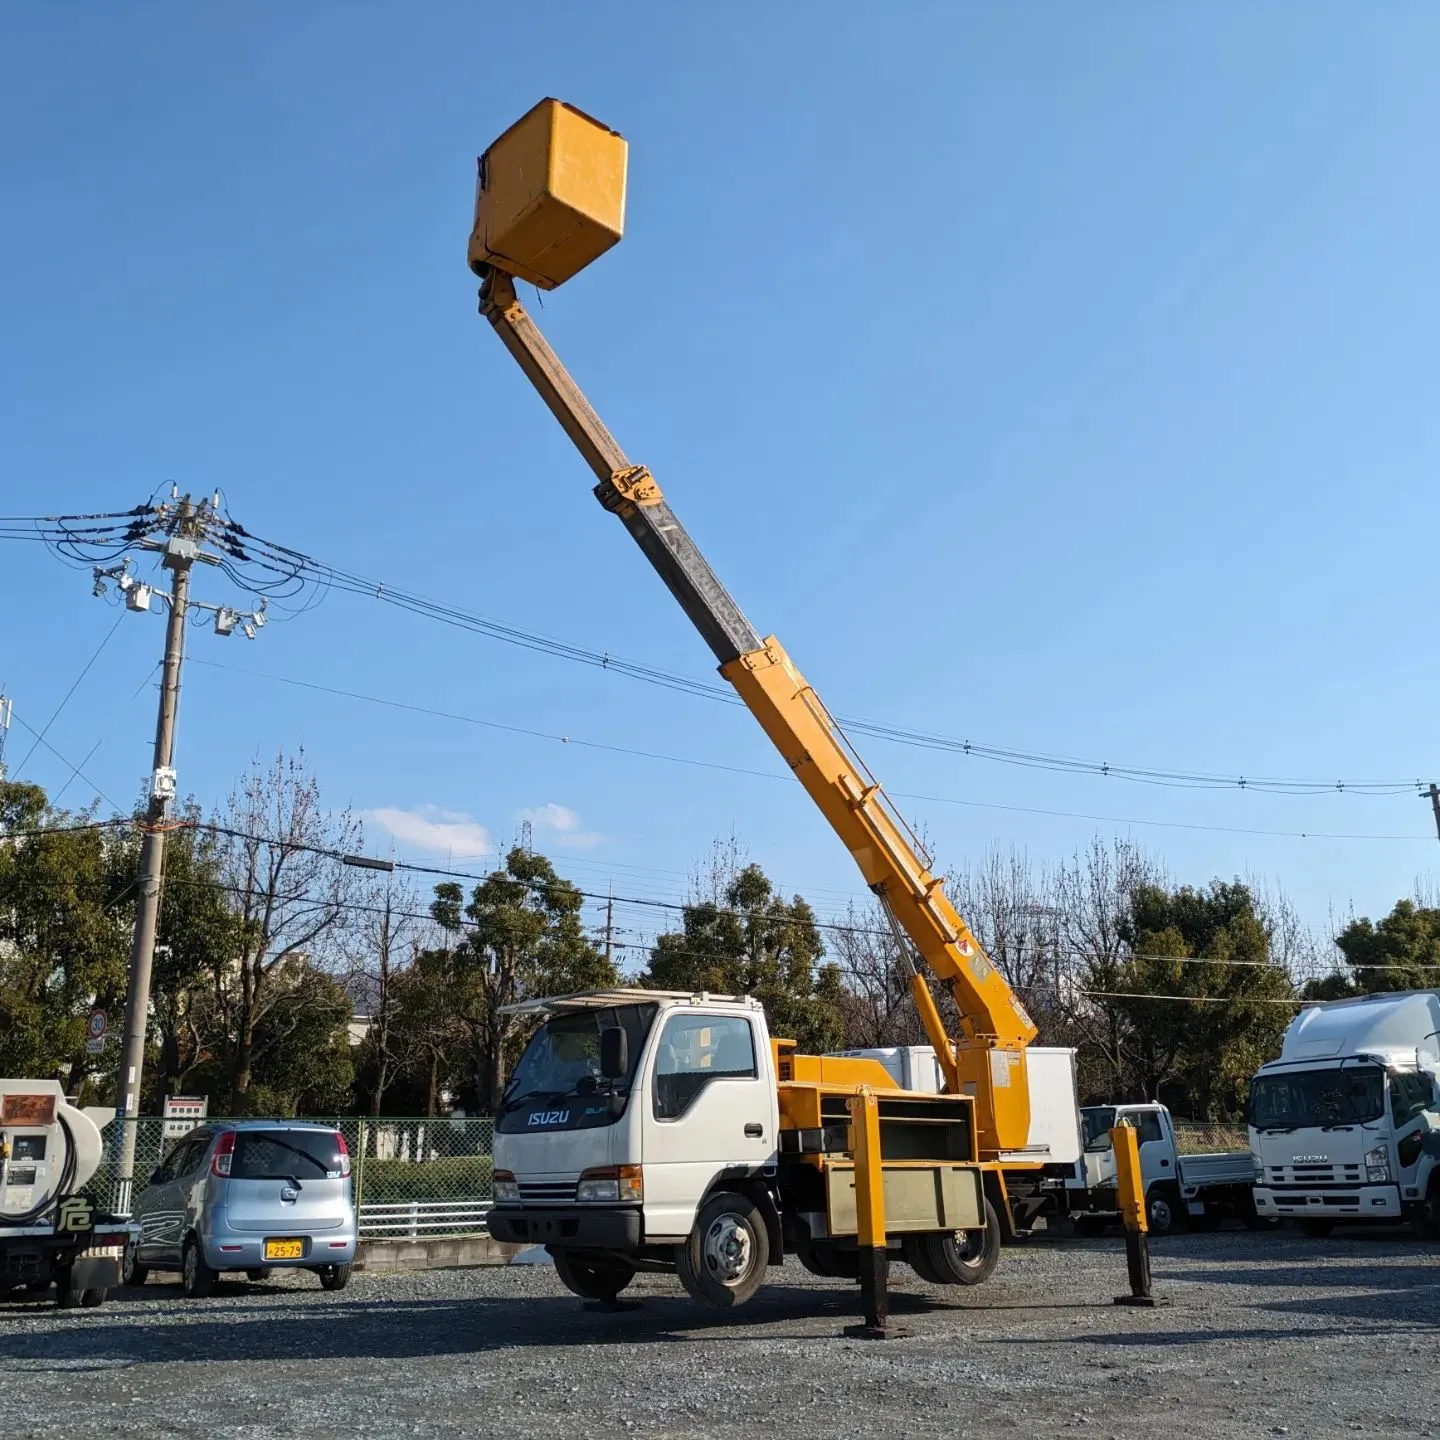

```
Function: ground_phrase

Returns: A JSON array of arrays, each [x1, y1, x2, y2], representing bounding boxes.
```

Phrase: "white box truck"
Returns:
[[1249, 990, 1440, 1236], [837, 1046, 1084, 1232]]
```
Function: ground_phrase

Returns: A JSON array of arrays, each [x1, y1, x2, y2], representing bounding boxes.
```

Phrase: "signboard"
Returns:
[[1, 1093, 57, 1127], [162, 1095, 208, 1142], [85, 1038, 104, 1055]]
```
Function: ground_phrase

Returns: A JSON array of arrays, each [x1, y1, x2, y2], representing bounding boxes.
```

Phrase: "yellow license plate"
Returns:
[[264, 1238, 304, 1260]]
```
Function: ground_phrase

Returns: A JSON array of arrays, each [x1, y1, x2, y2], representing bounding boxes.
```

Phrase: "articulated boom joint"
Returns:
[[594, 464, 664, 514]]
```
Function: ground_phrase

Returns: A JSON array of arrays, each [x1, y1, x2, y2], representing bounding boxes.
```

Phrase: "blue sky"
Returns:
[[2, 3, 1438, 958]]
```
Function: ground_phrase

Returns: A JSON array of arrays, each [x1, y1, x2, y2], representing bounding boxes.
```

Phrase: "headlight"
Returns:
[[492, 1169, 520, 1203], [1367, 1166, 1389, 1183], [1364, 1146, 1388, 1167], [576, 1165, 642, 1204]]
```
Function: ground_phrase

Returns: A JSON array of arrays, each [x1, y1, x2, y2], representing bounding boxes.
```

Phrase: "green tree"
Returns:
[[1309, 900, 1440, 998], [1085, 879, 1295, 1116], [186, 959, 354, 1116], [647, 861, 844, 1054], [433, 847, 615, 1113], [0, 780, 131, 1084]]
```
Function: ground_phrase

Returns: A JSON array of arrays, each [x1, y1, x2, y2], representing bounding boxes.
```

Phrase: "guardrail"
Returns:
[[358, 1199, 494, 1239]]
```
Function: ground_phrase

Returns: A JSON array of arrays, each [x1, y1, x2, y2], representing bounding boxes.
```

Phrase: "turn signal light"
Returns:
[[576, 1164, 643, 1204]]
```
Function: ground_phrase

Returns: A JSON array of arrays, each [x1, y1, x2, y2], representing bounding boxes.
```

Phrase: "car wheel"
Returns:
[[1409, 1176, 1440, 1240], [79, 1288, 107, 1308], [919, 1199, 1002, 1287], [552, 1253, 632, 1303], [318, 1263, 353, 1292], [121, 1246, 149, 1287], [1298, 1219, 1335, 1239], [181, 1238, 216, 1298], [245, 1268, 271, 1283], [677, 1190, 769, 1310]]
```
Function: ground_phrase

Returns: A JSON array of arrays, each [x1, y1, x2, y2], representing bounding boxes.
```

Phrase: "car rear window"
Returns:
[[230, 1130, 346, 1180]]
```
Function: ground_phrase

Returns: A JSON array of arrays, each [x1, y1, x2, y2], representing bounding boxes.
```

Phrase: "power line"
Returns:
[[9, 610, 126, 779], [187, 657, 1434, 845], [11, 509, 1426, 798]]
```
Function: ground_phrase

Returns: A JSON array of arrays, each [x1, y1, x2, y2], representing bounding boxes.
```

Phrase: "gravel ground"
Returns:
[[1, 1228, 1436, 1439]]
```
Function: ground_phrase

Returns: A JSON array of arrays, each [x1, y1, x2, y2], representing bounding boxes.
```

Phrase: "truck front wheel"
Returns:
[[1146, 1186, 1180, 1236], [552, 1251, 633, 1303], [677, 1190, 769, 1309]]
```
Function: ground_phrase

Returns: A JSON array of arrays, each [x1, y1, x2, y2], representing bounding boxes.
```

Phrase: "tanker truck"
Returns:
[[0, 1080, 137, 1307]]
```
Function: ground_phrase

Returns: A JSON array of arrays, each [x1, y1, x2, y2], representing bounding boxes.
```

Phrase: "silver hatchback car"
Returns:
[[123, 1121, 357, 1296]]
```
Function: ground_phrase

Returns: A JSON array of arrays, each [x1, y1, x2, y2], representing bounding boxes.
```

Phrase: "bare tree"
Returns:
[[215, 751, 362, 1112], [347, 871, 427, 1117], [829, 900, 927, 1049], [1052, 837, 1165, 1099]]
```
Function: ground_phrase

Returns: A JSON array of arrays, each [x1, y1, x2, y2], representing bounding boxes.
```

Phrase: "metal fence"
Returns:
[[85, 1116, 495, 1239], [1172, 1121, 1251, 1155]]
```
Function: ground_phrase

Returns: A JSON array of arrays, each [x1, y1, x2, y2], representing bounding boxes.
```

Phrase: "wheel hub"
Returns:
[[702, 1214, 752, 1284]]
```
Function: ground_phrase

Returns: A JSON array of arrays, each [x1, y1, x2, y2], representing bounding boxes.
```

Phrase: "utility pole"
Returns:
[[91, 493, 270, 1214], [112, 507, 193, 1214], [1428, 783, 1440, 844], [604, 886, 615, 967]]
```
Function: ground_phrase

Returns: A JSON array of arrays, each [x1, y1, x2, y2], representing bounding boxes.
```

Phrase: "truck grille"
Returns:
[[1266, 1164, 1361, 1188], [517, 1180, 576, 1205]]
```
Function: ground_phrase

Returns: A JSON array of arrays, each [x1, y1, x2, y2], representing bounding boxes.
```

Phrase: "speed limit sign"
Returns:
[[87, 1010, 107, 1041]]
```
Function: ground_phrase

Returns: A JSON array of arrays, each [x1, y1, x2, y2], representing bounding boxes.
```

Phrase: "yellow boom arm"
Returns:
[[477, 269, 1036, 1155]]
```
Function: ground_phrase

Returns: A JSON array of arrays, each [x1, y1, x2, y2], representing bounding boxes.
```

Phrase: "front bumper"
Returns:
[[1254, 1184, 1401, 1220], [487, 1206, 642, 1249], [202, 1233, 357, 1270]]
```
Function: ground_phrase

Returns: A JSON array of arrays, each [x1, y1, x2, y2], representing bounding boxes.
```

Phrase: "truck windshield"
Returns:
[[1249, 1064, 1385, 1129], [1081, 1107, 1117, 1150], [497, 1003, 657, 1135]]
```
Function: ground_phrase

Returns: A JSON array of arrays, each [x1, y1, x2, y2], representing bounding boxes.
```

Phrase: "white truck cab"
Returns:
[[1249, 991, 1440, 1235], [490, 990, 776, 1260]]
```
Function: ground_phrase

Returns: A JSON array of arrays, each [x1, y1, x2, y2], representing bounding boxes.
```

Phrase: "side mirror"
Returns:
[[600, 1027, 629, 1081]]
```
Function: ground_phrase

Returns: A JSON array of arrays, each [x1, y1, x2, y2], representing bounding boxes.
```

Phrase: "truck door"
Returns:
[[1122, 1108, 1173, 1194], [640, 1010, 776, 1239], [1390, 1070, 1436, 1202]]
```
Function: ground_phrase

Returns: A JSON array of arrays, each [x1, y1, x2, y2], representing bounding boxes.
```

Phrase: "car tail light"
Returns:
[[335, 1130, 351, 1178], [211, 1131, 236, 1177]]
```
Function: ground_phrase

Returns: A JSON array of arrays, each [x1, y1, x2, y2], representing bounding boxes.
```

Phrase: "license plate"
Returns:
[[264, 1238, 304, 1260]]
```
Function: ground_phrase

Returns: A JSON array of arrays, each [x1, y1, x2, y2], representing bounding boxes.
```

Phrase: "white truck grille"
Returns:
[[1266, 1163, 1362, 1188], [518, 1180, 577, 1205]]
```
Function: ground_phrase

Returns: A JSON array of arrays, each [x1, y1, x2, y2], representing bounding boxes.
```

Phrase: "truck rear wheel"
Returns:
[[900, 1235, 947, 1284], [552, 1252, 633, 1303], [677, 1190, 769, 1309], [916, 1199, 1002, 1286], [794, 1244, 859, 1280]]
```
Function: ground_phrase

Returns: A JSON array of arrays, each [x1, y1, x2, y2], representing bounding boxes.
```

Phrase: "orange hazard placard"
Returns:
[[2, 1093, 57, 1127]]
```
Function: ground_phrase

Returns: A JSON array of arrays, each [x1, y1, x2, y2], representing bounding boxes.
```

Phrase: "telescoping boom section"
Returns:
[[470, 101, 1037, 1157]]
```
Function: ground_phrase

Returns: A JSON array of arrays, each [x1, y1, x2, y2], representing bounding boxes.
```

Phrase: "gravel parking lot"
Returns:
[[1, 1229, 1436, 1439]]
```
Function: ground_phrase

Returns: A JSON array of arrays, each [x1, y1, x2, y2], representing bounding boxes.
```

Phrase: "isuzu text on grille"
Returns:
[[528, 1110, 570, 1126]]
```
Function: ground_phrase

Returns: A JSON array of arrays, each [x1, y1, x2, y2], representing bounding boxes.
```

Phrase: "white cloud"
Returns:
[[520, 802, 604, 850], [365, 804, 493, 857]]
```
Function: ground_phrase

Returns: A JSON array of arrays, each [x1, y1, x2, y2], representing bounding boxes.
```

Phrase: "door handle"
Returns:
[[745, 1123, 764, 1138]]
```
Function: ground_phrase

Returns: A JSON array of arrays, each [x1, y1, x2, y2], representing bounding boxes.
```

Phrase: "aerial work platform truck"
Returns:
[[466, 99, 1097, 1321]]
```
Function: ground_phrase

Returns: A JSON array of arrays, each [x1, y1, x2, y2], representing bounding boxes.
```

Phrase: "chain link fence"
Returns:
[[1171, 1120, 1251, 1155], [85, 1115, 495, 1239]]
